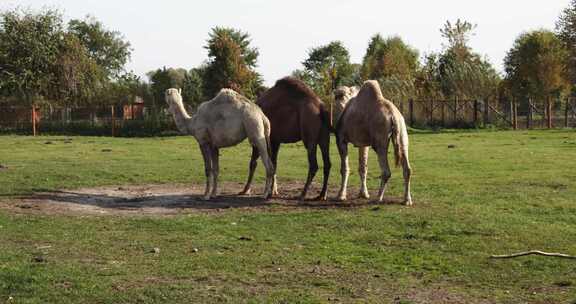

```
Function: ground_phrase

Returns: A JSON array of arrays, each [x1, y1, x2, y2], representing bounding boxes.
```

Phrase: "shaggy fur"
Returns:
[[240, 77, 332, 200], [165, 88, 275, 200], [334, 80, 413, 205]]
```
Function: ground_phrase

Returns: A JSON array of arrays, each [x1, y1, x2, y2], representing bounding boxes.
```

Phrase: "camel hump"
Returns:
[[213, 88, 251, 105], [274, 76, 319, 101], [357, 80, 385, 103]]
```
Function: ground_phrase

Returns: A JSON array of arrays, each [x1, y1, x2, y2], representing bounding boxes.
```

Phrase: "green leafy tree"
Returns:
[[52, 33, 104, 105], [0, 8, 64, 104], [361, 35, 419, 81], [182, 66, 206, 106], [504, 30, 570, 104], [557, 0, 576, 88], [438, 19, 500, 100], [301, 41, 355, 101], [415, 53, 444, 100], [147, 67, 188, 105], [360, 35, 420, 101], [203, 27, 262, 99], [68, 16, 132, 79]]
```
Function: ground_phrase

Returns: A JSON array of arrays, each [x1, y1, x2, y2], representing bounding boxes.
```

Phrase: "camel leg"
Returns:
[[401, 152, 413, 206], [358, 146, 370, 199], [270, 142, 280, 196], [336, 137, 349, 201], [315, 133, 331, 201], [254, 138, 274, 199], [375, 141, 392, 203], [199, 143, 213, 201], [210, 147, 219, 198], [300, 143, 319, 200], [240, 147, 259, 195]]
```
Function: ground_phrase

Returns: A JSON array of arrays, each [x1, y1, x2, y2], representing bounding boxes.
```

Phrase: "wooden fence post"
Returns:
[[31, 104, 37, 136], [409, 99, 414, 127], [111, 105, 116, 137]]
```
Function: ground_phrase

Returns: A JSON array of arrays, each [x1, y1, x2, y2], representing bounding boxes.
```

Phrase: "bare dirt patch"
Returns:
[[0, 182, 407, 216]]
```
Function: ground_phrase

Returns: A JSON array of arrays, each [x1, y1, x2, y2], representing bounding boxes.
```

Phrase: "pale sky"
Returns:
[[1, 0, 571, 85]]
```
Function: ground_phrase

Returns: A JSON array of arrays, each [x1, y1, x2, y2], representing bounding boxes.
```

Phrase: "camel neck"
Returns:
[[170, 101, 193, 134]]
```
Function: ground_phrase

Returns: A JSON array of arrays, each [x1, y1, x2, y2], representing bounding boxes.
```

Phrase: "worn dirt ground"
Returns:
[[0, 182, 408, 216]]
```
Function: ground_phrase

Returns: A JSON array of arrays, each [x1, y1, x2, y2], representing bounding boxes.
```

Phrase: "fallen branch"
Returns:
[[490, 250, 576, 260]]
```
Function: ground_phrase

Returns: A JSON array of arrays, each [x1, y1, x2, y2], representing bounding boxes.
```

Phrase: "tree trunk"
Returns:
[[441, 101, 445, 126], [474, 99, 479, 126], [453, 97, 458, 124], [111, 105, 116, 137], [513, 98, 518, 130], [483, 98, 489, 126], [527, 98, 532, 129], [565, 99, 569, 128], [430, 99, 434, 125], [409, 98, 414, 127], [31, 104, 37, 137], [547, 96, 553, 129]]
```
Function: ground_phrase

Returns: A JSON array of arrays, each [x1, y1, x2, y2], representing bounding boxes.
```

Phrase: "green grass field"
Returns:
[[0, 130, 575, 303]]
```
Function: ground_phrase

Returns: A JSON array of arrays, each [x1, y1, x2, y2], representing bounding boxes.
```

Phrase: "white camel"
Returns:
[[334, 81, 413, 205], [164, 88, 275, 200]]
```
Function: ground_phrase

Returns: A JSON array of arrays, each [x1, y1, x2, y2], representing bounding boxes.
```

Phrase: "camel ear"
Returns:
[[178, 88, 182, 95]]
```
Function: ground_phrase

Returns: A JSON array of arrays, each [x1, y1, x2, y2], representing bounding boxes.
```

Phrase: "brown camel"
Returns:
[[240, 77, 332, 200], [334, 80, 413, 205]]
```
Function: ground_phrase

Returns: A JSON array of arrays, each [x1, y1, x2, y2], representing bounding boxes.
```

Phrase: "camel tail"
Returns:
[[263, 116, 272, 157], [391, 114, 409, 168], [319, 106, 335, 133]]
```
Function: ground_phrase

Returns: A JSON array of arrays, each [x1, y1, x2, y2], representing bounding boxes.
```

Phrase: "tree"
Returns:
[[68, 16, 132, 79], [415, 53, 444, 100], [147, 67, 188, 105], [360, 35, 420, 101], [182, 66, 206, 106], [361, 35, 419, 81], [202, 27, 262, 99], [504, 30, 570, 117], [0, 8, 134, 107], [438, 19, 500, 101], [0, 8, 64, 104], [52, 33, 104, 105], [301, 41, 355, 101], [557, 0, 576, 88]]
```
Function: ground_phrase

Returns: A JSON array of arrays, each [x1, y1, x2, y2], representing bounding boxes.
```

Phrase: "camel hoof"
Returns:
[[358, 192, 370, 199], [238, 189, 252, 196], [404, 200, 413, 206], [202, 195, 211, 201], [313, 195, 327, 201], [336, 196, 347, 202]]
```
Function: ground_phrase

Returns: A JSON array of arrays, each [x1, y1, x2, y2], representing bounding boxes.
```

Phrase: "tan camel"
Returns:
[[334, 81, 413, 205], [164, 88, 274, 200]]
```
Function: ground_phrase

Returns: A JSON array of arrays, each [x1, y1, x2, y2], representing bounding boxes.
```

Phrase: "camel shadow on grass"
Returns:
[[20, 186, 409, 214]]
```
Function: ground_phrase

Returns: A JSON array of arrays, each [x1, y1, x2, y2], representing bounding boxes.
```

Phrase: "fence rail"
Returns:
[[1, 98, 575, 136]]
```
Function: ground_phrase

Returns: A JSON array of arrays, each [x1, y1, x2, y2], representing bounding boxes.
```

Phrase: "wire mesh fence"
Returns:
[[1, 98, 574, 136]]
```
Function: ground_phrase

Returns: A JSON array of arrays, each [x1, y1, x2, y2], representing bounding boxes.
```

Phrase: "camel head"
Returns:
[[333, 86, 359, 122], [164, 88, 183, 112]]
